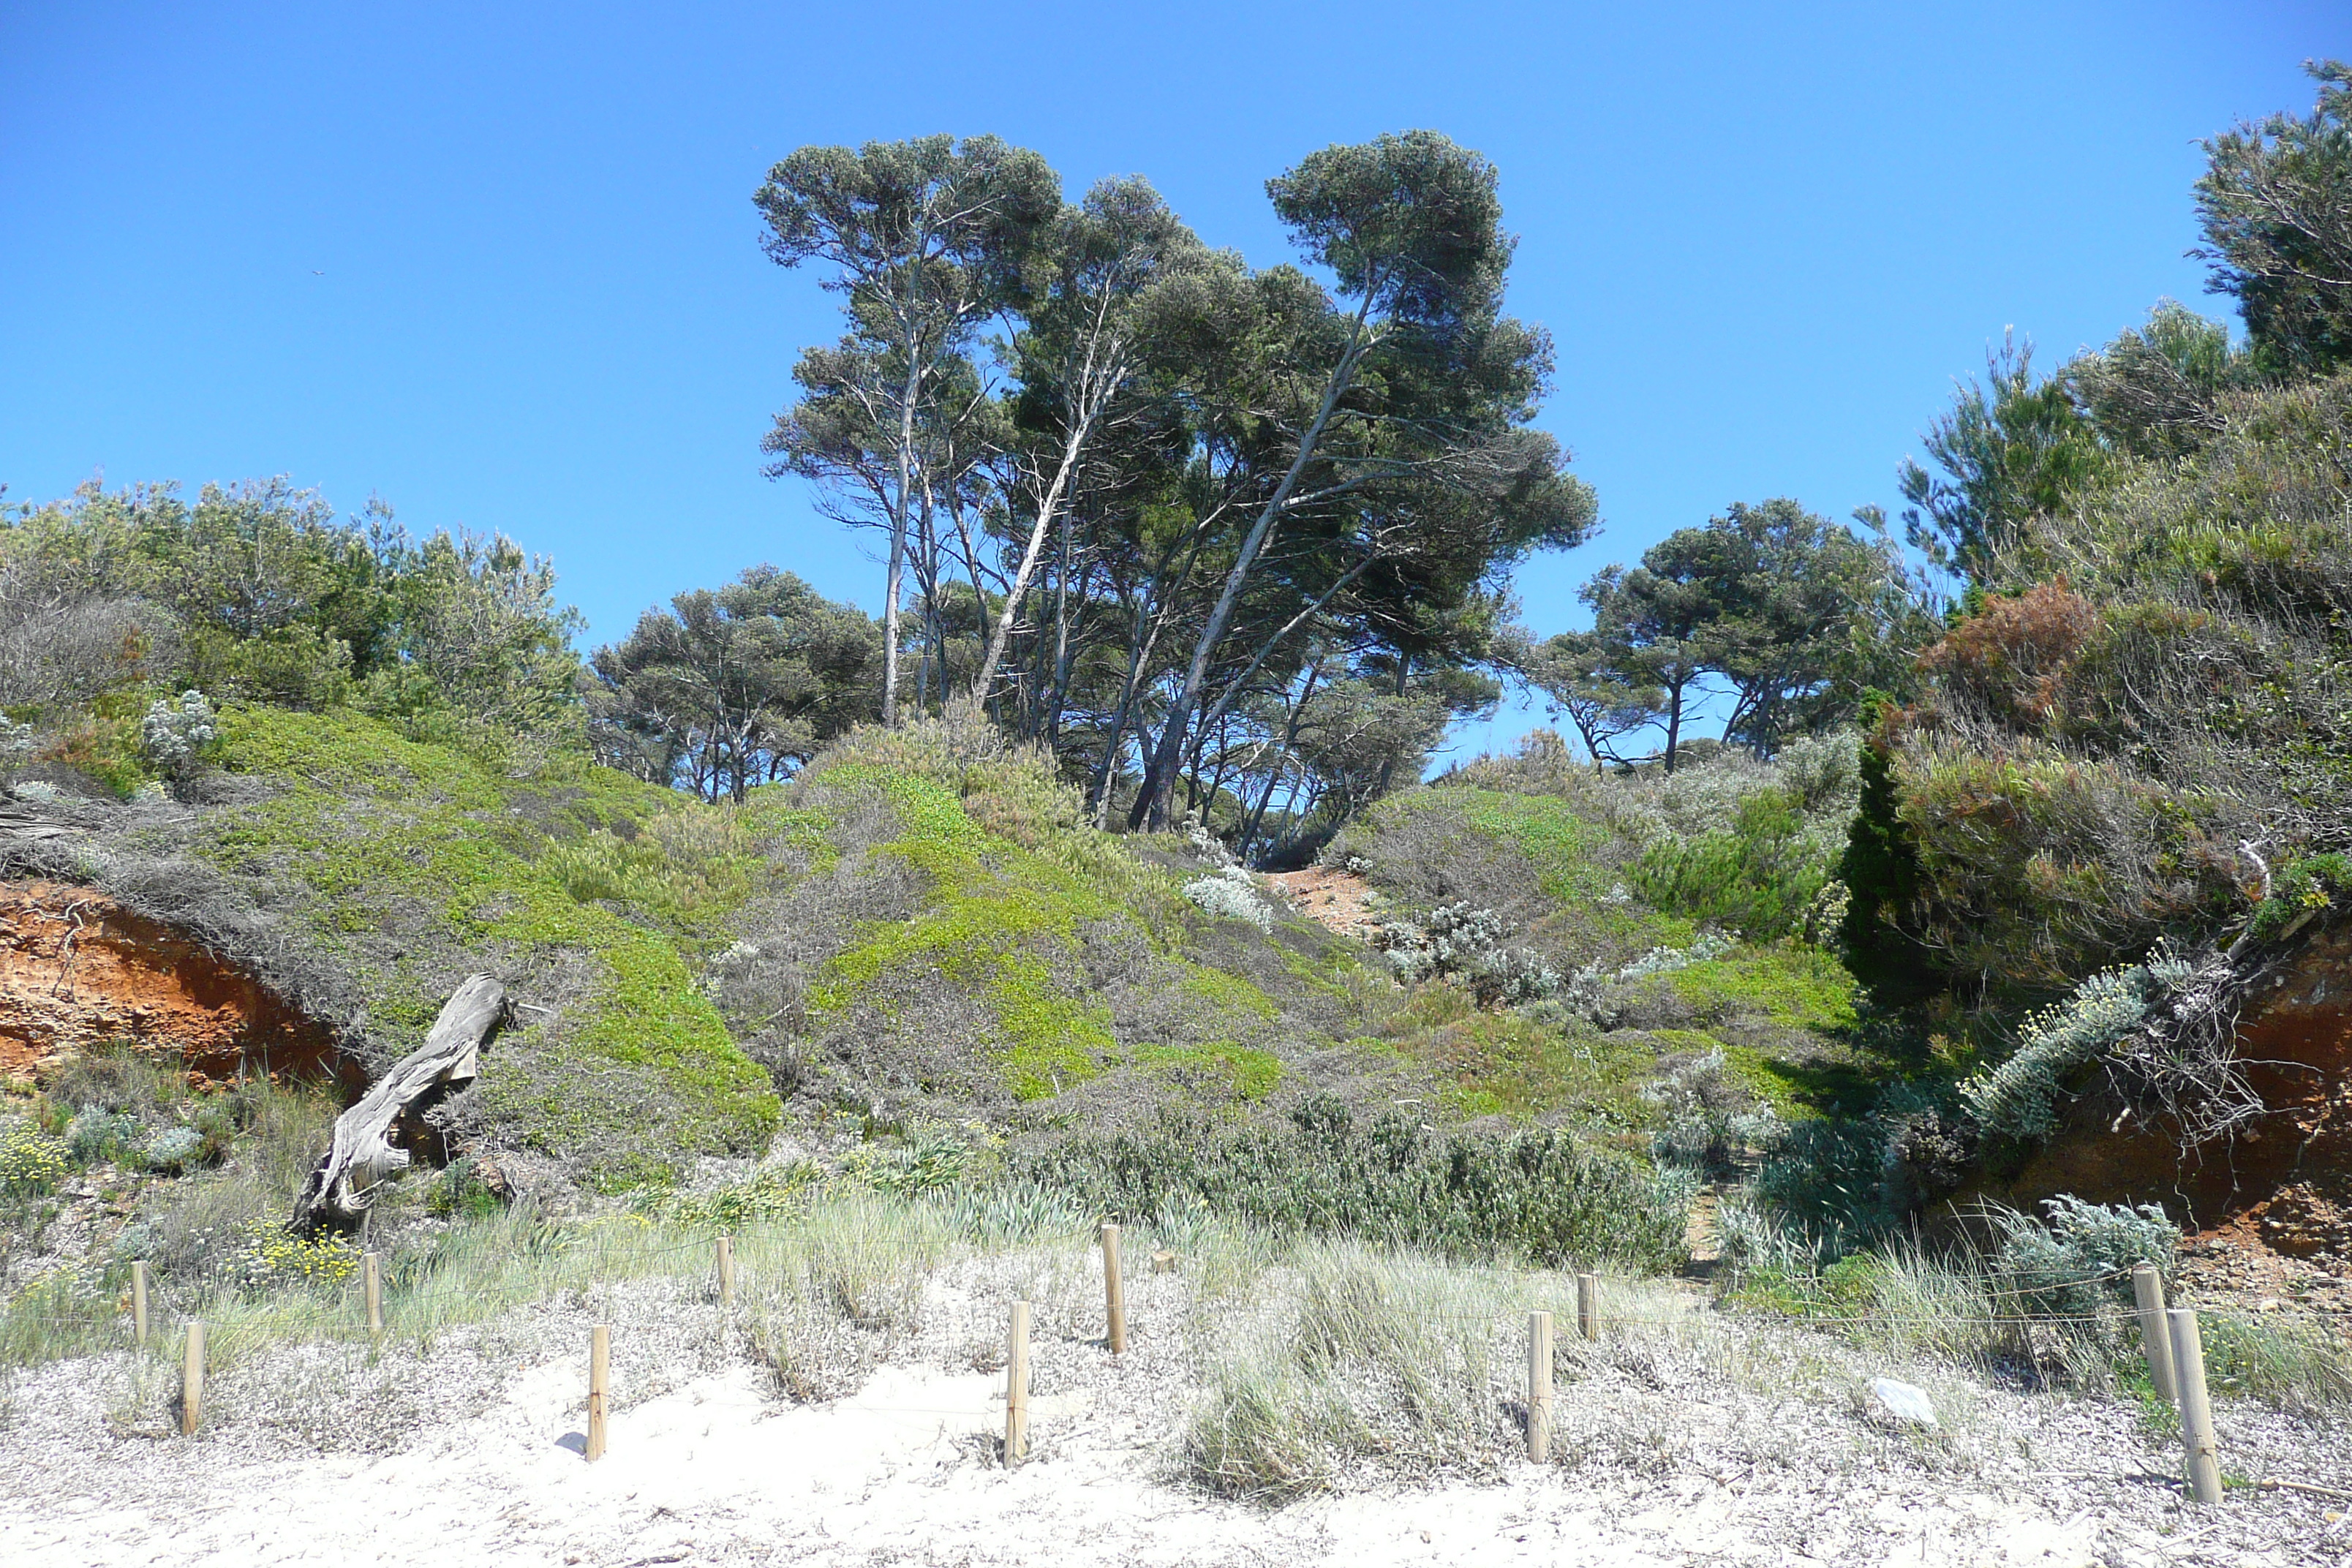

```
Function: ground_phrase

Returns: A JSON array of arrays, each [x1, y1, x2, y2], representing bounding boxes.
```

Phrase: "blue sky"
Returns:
[[2, 1, 2345, 759]]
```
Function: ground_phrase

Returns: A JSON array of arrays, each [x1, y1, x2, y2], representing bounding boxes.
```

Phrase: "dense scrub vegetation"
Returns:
[[6, 69, 2352, 1326]]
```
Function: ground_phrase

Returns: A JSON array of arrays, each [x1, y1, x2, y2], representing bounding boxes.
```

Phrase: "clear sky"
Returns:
[[3, 1, 2345, 758]]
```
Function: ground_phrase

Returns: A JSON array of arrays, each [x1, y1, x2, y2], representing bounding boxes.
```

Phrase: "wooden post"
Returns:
[[716, 1235, 735, 1305], [1526, 1311, 1554, 1463], [181, 1321, 205, 1436], [1101, 1224, 1126, 1354], [1575, 1272, 1599, 1341], [586, 1325, 610, 1462], [131, 1261, 148, 1349], [363, 1251, 383, 1335], [2166, 1308, 2223, 1504], [1004, 1300, 1031, 1467], [2132, 1263, 2176, 1406]]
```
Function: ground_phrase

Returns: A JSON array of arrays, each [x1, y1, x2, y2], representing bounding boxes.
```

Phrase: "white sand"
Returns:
[[8, 1349, 2341, 1567], [4, 1251, 2342, 1567]]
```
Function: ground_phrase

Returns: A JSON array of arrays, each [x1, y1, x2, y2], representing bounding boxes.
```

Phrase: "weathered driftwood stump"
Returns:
[[293, 973, 508, 1232]]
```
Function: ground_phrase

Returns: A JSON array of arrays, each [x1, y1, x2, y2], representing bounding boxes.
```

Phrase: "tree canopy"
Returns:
[[753, 128, 1595, 856], [588, 568, 881, 801], [2195, 60, 2352, 376]]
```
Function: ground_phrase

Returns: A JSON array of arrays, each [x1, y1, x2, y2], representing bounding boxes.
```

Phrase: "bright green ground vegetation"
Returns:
[[36, 698, 1884, 1196], [79, 707, 1388, 1191], [203, 707, 781, 1184], [1448, 791, 1615, 904], [1338, 742, 1890, 1136], [1377, 987, 1661, 1126], [807, 769, 1123, 1101], [800, 764, 1296, 1104]]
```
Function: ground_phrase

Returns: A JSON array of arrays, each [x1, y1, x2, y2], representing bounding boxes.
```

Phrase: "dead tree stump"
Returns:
[[293, 974, 508, 1232]]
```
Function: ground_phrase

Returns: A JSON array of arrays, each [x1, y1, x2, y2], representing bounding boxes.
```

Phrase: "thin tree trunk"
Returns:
[[970, 362, 1117, 701], [1239, 660, 1320, 862], [881, 347, 925, 728], [1089, 554, 1190, 826], [1663, 679, 1685, 774], [1146, 553, 1377, 815], [1044, 508, 1078, 745], [1371, 653, 1411, 800], [1130, 314, 1376, 830], [942, 483, 998, 712]]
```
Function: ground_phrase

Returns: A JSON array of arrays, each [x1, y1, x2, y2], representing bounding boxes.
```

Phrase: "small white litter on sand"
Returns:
[[1869, 1377, 1939, 1430]]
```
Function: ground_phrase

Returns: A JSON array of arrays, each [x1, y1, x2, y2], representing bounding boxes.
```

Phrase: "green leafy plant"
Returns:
[[2246, 851, 2352, 942], [1022, 1096, 1692, 1271], [1989, 1196, 2177, 1316]]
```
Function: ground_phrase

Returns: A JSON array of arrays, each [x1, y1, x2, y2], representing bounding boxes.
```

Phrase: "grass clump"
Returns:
[[738, 1189, 966, 1400], [1184, 1239, 1570, 1499], [1718, 1190, 2348, 1413]]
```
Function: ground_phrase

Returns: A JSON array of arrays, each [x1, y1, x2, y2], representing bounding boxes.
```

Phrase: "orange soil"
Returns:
[[1264, 864, 1384, 941], [0, 880, 344, 1086], [1975, 928, 2352, 1289]]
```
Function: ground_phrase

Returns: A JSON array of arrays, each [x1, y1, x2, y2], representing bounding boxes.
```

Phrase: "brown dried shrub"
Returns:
[[1915, 582, 2096, 734]]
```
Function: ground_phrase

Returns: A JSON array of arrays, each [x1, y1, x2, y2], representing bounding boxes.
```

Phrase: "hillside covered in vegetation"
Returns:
[[6, 72, 2352, 1302]]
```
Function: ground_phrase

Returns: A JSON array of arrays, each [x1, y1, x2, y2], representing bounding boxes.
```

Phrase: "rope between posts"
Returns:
[[16, 1240, 2352, 1346], [18, 1295, 2352, 1334]]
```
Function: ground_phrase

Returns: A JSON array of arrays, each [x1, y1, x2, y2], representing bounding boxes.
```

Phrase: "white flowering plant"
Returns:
[[139, 690, 217, 778], [1183, 865, 1274, 930]]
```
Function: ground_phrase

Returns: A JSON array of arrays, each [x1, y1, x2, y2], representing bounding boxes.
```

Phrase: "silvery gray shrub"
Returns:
[[1183, 865, 1274, 930], [138, 689, 217, 778], [137, 1126, 207, 1175]]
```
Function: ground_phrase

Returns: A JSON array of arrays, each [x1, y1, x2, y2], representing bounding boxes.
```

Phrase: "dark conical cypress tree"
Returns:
[[1837, 699, 1939, 1006]]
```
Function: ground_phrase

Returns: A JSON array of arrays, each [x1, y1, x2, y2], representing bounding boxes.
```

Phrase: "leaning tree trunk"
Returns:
[[293, 974, 509, 1232]]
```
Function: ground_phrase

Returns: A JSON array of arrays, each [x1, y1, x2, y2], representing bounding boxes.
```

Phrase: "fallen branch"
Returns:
[[293, 973, 508, 1232], [2258, 1477, 2352, 1501]]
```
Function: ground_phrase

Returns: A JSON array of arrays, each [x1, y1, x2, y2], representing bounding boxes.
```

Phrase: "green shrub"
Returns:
[[1632, 785, 1831, 940], [1022, 1096, 1692, 1271], [1988, 1196, 2177, 1316], [1837, 720, 1937, 1003], [1892, 739, 2223, 989], [425, 1158, 508, 1221], [39, 690, 154, 796], [1749, 1113, 1899, 1257], [64, 1107, 141, 1164], [788, 715, 1297, 1112], [540, 805, 774, 943]]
